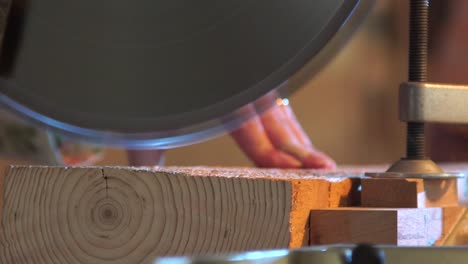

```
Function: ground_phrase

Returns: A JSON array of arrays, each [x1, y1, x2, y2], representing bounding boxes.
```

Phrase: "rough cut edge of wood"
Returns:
[[6, 163, 467, 181], [288, 180, 328, 247], [91, 165, 370, 180], [4, 163, 468, 178]]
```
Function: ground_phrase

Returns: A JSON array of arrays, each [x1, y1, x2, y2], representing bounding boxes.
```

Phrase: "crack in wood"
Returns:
[[101, 168, 108, 198]]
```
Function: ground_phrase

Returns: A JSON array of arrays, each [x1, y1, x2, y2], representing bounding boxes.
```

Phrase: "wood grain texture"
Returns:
[[440, 207, 468, 245], [286, 178, 359, 247], [441, 207, 466, 242], [147, 167, 361, 248], [0, 166, 363, 263], [361, 178, 459, 208], [0, 166, 293, 263], [328, 177, 360, 207], [0, 165, 5, 221], [309, 208, 443, 246]]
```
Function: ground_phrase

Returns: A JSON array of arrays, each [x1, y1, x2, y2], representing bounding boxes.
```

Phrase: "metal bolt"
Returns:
[[406, 0, 429, 160]]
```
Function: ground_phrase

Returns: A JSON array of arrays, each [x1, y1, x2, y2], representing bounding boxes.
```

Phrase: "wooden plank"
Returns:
[[309, 208, 443, 246], [0, 166, 289, 263], [0, 165, 7, 259], [441, 207, 466, 241], [361, 178, 459, 208], [0, 166, 360, 263], [0, 165, 5, 221], [152, 167, 361, 247]]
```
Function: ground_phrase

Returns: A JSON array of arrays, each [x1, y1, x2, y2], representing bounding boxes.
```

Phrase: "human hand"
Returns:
[[230, 100, 336, 169], [126, 98, 335, 169]]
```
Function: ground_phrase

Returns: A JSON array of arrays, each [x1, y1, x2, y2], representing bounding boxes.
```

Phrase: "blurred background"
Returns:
[[1, 0, 467, 168]]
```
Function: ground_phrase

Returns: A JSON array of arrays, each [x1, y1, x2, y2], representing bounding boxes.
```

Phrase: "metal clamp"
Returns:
[[400, 82, 468, 124]]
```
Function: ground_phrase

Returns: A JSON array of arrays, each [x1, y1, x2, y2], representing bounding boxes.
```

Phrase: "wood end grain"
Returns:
[[0, 166, 295, 263], [0, 166, 363, 262], [0, 164, 7, 221]]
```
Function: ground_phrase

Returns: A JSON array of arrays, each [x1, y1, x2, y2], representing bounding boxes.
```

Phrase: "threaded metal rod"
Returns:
[[408, 0, 429, 82], [406, 122, 425, 158], [406, 0, 429, 159]]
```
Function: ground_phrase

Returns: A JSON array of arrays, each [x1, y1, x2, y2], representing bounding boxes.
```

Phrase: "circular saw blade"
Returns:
[[0, 0, 373, 148]]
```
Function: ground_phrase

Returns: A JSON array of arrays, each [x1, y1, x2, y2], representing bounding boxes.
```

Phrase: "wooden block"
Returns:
[[442, 207, 466, 238], [439, 207, 468, 245], [361, 178, 459, 208], [310, 208, 443, 246], [0, 166, 360, 263]]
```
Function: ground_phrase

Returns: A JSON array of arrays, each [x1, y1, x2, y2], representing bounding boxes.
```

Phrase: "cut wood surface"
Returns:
[[0, 166, 360, 263], [158, 167, 361, 247], [310, 208, 443, 246]]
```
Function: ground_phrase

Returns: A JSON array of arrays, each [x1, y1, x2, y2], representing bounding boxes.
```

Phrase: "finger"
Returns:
[[259, 104, 310, 159], [230, 108, 302, 168], [302, 151, 336, 170], [260, 104, 336, 170], [281, 104, 313, 148], [281, 105, 336, 169], [127, 149, 165, 166]]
